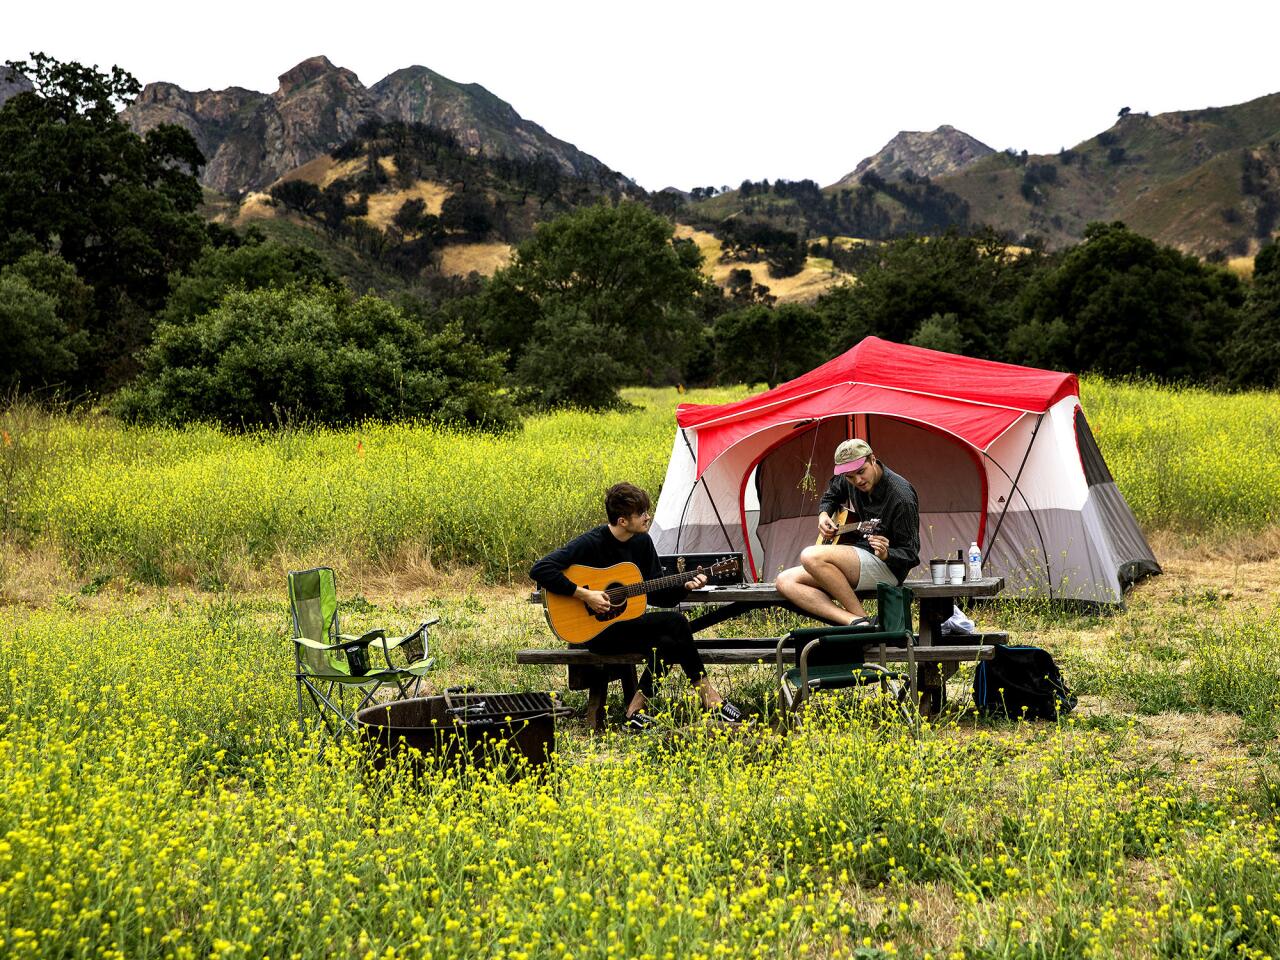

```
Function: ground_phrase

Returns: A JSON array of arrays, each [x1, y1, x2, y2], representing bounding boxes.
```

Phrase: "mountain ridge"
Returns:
[[121, 55, 628, 196], [833, 124, 994, 186]]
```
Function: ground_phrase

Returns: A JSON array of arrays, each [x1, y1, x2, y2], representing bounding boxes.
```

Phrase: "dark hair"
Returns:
[[604, 482, 651, 525]]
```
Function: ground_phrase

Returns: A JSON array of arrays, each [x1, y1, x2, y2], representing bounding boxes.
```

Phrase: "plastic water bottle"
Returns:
[[967, 541, 984, 581]]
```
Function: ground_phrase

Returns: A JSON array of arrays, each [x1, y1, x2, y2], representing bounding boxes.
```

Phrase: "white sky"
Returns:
[[8, 1, 1280, 192]]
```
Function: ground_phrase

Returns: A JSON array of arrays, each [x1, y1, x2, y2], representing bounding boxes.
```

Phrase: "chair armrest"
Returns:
[[371, 618, 439, 667], [338, 629, 387, 646], [378, 617, 439, 649], [293, 635, 351, 651]]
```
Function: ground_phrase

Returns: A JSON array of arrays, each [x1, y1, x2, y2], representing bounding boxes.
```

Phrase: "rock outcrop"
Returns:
[[122, 55, 624, 196], [371, 66, 611, 182], [123, 56, 378, 195], [833, 125, 994, 186], [0, 68, 35, 109]]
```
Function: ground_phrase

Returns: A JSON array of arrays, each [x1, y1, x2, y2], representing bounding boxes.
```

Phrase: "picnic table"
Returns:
[[518, 576, 1005, 729]]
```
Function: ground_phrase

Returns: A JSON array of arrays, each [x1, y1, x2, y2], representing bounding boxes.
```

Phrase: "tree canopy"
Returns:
[[463, 201, 711, 407], [1018, 222, 1244, 380], [0, 54, 207, 390], [116, 284, 516, 430], [1223, 241, 1280, 388]]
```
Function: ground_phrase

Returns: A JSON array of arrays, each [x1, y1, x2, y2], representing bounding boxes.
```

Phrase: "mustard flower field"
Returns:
[[2, 379, 1277, 591], [2, 381, 1279, 958]]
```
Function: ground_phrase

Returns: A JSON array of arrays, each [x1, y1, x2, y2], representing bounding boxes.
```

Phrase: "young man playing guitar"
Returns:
[[530, 482, 743, 732], [776, 439, 920, 626]]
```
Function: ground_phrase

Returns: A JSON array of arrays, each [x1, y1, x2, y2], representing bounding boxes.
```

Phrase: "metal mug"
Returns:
[[344, 643, 370, 676]]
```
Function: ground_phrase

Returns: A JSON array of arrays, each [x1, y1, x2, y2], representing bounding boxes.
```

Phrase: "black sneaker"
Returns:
[[712, 701, 745, 723], [624, 711, 658, 733]]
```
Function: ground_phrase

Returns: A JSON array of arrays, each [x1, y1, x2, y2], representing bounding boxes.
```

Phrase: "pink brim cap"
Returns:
[[833, 456, 868, 475]]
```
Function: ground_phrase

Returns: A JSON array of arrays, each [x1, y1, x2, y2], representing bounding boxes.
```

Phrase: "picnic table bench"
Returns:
[[519, 577, 1005, 729]]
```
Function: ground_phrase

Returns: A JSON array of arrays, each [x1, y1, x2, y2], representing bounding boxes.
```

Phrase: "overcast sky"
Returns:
[[8, 1, 1280, 191]]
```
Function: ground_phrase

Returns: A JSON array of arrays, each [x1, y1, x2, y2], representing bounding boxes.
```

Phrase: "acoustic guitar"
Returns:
[[542, 557, 741, 645], [816, 509, 881, 546]]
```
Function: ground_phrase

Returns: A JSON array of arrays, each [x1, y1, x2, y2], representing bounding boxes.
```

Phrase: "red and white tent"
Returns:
[[650, 337, 1159, 603]]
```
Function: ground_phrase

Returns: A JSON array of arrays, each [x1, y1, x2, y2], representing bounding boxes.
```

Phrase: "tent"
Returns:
[[650, 337, 1159, 604]]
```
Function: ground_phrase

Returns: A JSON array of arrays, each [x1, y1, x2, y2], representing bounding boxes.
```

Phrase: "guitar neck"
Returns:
[[608, 569, 704, 601]]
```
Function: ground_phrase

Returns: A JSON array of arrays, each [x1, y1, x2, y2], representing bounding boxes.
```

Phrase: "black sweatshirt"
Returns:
[[530, 525, 689, 609], [817, 462, 921, 583]]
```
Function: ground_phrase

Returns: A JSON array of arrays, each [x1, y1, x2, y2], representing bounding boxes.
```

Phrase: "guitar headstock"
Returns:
[[709, 556, 742, 576]]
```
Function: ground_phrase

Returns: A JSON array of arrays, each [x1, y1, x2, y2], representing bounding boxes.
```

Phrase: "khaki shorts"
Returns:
[[850, 547, 896, 590]]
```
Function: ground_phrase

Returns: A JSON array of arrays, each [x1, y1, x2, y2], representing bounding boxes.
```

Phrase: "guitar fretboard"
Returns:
[[604, 567, 719, 601]]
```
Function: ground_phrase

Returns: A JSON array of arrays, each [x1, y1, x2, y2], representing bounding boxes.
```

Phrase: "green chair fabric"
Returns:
[[288, 567, 437, 738], [775, 583, 917, 725]]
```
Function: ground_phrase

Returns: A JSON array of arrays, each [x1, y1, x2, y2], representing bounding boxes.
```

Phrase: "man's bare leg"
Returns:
[[776, 546, 867, 625], [800, 545, 868, 618]]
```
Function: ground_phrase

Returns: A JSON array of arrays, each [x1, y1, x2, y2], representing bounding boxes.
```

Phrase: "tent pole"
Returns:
[[679, 429, 737, 553], [984, 413, 1053, 597]]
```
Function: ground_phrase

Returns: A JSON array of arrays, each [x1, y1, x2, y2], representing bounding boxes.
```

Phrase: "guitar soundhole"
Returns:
[[589, 582, 628, 622]]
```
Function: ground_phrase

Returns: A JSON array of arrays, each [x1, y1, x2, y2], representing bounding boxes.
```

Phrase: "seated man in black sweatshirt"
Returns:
[[776, 438, 920, 625], [531, 482, 743, 732]]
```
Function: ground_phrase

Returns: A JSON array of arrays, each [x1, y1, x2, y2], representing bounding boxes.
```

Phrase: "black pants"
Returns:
[[586, 610, 707, 698]]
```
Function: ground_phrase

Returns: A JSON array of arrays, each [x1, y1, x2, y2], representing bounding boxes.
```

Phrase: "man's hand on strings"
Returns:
[[577, 588, 614, 614]]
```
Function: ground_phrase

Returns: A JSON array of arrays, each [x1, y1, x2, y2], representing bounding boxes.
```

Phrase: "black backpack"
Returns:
[[973, 644, 1077, 720]]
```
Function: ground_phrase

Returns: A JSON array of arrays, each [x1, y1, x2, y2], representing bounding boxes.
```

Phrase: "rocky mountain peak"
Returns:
[[0, 68, 35, 109], [120, 55, 628, 196], [136, 81, 192, 107], [832, 125, 994, 187], [276, 55, 355, 97]]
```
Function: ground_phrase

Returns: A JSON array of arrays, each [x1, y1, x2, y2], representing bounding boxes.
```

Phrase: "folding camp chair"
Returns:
[[287, 567, 437, 738], [775, 583, 917, 727]]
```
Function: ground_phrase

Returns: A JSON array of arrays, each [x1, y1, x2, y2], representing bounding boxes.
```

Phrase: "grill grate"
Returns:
[[443, 691, 559, 723]]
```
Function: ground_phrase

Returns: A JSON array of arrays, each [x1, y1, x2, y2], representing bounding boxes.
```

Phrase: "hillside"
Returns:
[[832, 125, 994, 186], [681, 93, 1280, 259], [937, 92, 1280, 256], [122, 55, 631, 197], [199, 117, 632, 291]]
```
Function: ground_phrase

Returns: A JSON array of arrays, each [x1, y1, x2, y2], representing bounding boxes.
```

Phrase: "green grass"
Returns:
[[2, 379, 1277, 592], [2, 579, 1280, 958], [1080, 376, 1280, 532], [3, 379, 1280, 957]]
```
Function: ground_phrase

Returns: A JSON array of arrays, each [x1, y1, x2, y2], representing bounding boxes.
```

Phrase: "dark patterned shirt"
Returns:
[[818, 462, 920, 583]]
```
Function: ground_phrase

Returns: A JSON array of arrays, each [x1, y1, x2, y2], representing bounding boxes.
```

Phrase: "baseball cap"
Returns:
[[833, 438, 872, 475]]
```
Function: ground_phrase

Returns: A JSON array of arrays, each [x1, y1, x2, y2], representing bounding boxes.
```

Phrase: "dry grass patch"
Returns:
[[1142, 530, 1280, 605], [672, 224, 841, 303], [276, 154, 373, 189], [1123, 711, 1250, 791], [360, 181, 451, 230], [439, 241, 515, 277], [233, 191, 278, 224], [1226, 255, 1255, 280]]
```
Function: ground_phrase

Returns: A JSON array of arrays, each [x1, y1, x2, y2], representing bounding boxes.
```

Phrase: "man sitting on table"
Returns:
[[775, 438, 920, 626], [530, 482, 743, 732]]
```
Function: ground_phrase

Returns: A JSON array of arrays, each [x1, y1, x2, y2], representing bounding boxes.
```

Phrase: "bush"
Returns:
[[115, 284, 516, 430], [0, 252, 93, 392], [0, 273, 79, 392]]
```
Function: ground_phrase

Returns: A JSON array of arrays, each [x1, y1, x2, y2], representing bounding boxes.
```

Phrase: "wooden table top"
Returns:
[[686, 577, 1004, 604]]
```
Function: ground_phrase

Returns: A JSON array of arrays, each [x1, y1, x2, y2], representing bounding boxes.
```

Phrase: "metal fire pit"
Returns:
[[356, 690, 569, 772]]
